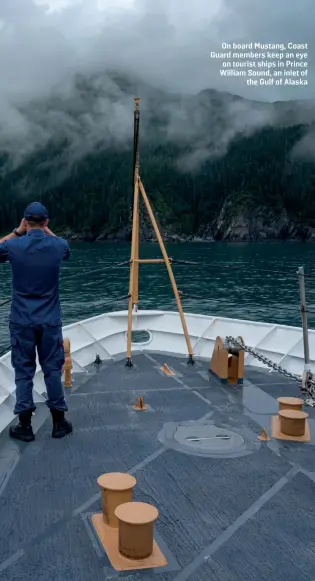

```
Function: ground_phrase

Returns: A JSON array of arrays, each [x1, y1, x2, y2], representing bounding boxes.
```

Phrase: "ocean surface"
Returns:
[[1, 241, 315, 352]]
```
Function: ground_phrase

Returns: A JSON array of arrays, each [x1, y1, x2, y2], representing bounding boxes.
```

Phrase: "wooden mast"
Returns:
[[126, 98, 140, 367], [125, 97, 194, 366]]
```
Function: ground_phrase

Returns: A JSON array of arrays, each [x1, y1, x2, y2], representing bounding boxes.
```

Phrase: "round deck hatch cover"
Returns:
[[174, 425, 245, 452], [158, 420, 259, 458]]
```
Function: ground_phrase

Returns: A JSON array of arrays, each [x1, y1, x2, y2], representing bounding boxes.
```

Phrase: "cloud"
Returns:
[[290, 129, 315, 161], [0, 0, 314, 173]]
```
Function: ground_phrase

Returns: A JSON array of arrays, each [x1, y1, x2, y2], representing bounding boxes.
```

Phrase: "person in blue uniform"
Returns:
[[0, 202, 72, 442]]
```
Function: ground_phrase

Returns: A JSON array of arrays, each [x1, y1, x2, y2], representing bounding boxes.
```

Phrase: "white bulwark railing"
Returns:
[[0, 309, 314, 433]]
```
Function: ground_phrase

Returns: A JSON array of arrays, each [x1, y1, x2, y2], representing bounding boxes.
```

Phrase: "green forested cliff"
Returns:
[[1, 75, 315, 241]]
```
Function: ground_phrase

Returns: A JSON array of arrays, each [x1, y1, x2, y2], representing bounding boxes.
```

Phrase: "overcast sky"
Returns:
[[1, 0, 313, 102], [0, 0, 314, 169]]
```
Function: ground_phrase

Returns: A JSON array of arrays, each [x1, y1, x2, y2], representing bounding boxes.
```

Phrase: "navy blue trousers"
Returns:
[[9, 322, 68, 415]]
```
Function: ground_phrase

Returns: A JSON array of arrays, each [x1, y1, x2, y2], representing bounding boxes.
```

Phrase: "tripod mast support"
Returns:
[[125, 97, 194, 367]]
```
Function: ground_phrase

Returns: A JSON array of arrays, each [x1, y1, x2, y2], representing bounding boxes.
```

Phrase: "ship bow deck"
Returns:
[[1, 353, 315, 581]]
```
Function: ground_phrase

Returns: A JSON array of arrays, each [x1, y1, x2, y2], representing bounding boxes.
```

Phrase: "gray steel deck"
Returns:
[[1, 353, 315, 581]]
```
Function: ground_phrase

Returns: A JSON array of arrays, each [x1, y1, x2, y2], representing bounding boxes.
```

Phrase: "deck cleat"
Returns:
[[133, 396, 147, 411], [257, 428, 270, 441], [94, 354, 102, 365], [160, 363, 175, 376]]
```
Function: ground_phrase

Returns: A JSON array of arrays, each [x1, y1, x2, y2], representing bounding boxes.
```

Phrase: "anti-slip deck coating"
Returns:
[[1, 353, 315, 581]]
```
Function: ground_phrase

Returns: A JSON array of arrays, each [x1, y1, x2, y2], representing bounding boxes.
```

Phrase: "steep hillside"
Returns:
[[0, 73, 315, 241]]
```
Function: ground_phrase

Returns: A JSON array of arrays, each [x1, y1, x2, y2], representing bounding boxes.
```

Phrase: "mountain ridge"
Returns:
[[0, 72, 315, 242]]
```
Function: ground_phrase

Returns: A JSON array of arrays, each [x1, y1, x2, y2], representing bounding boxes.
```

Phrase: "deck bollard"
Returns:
[[271, 399, 310, 442], [278, 409, 308, 437], [91, 477, 167, 570], [63, 338, 72, 387], [97, 473, 137, 528], [115, 502, 159, 559], [133, 396, 147, 410], [277, 397, 303, 412]]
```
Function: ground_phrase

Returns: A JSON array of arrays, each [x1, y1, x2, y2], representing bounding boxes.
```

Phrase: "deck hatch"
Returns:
[[158, 420, 259, 458]]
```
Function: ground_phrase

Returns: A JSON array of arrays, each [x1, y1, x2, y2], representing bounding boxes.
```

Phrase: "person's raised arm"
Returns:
[[44, 226, 70, 261], [44, 226, 56, 237], [0, 218, 26, 243]]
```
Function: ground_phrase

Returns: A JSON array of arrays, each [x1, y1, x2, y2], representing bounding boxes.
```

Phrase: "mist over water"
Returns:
[[0, 241, 315, 351]]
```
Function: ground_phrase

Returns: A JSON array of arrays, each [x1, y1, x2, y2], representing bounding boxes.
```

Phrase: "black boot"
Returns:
[[51, 409, 72, 439], [9, 410, 35, 442]]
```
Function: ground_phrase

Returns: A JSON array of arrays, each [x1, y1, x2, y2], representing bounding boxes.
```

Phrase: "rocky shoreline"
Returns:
[[60, 230, 315, 243], [58, 213, 315, 243]]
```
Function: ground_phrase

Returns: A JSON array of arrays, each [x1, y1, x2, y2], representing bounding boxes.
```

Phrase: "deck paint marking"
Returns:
[[81, 514, 103, 558], [73, 447, 165, 516], [128, 447, 165, 475], [85, 513, 181, 573], [71, 386, 187, 396], [172, 465, 299, 581], [174, 374, 213, 407], [144, 353, 160, 364], [72, 493, 99, 516], [0, 447, 20, 498], [0, 405, 50, 501], [143, 354, 212, 409], [254, 382, 299, 387], [299, 468, 315, 483], [1, 356, 304, 576], [180, 361, 202, 368], [0, 447, 166, 573], [0, 549, 25, 574], [191, 390, 212, 406], [198, 370, 211, 382]]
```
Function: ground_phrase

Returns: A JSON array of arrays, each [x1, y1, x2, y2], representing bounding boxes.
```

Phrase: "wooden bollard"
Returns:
[[278, 409, 308, 437], [97, 473, 137, 528], [277, 397, 303, 412], [63, 337, 72, 388], [115, 502, 159, 559]]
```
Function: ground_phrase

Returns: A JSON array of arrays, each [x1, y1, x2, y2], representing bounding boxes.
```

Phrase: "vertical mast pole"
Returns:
[[126, 98, 140, 366], [298, 266, 310, 365]]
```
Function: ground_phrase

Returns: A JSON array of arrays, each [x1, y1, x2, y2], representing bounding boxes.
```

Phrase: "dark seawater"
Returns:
[[1, 241, 315, 351]]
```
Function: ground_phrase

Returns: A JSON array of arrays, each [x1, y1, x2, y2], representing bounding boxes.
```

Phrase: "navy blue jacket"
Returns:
[[0, 230, 70, 326]]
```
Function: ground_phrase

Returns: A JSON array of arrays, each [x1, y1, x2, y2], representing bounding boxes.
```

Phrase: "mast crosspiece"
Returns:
[[125, 97, 194, 367]]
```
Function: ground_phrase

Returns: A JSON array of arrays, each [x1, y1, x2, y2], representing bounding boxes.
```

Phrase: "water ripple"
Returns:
[[0, 241, 313, 350]]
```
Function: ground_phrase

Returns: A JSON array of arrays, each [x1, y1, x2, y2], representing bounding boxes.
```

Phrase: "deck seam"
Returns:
[[143, 353, 213, 407], [2, 354, 314, 578], [172, 465, 300, 581], [0, 447, 20, 498], [71, 386, 189, 396], [0, 549, 25, 574], [0, 447, 166, 575]]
